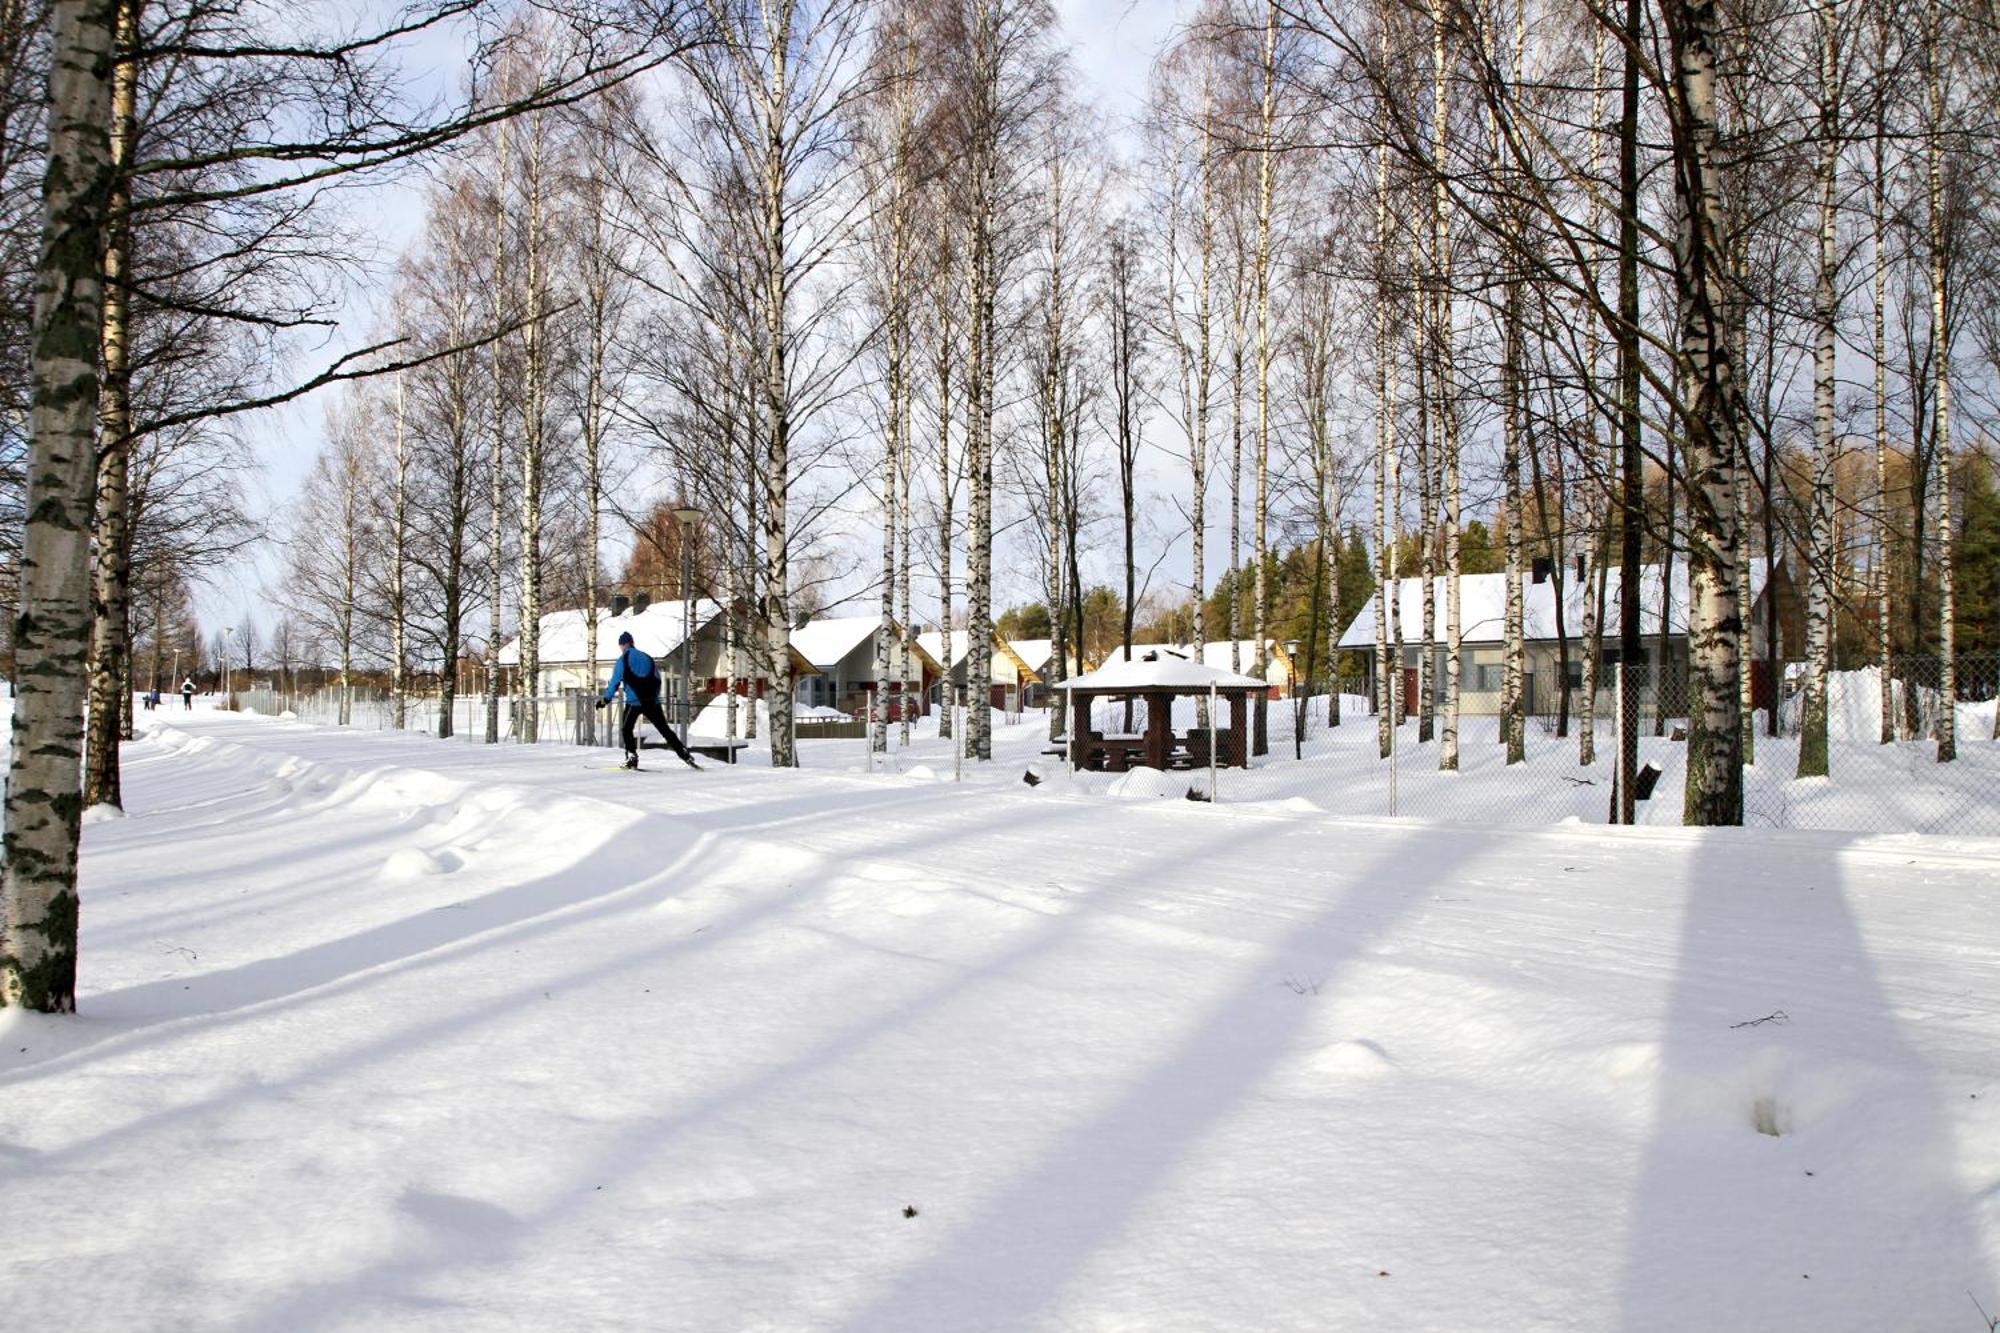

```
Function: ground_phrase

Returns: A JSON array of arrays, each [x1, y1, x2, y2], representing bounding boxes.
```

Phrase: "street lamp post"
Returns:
[[223, 626, 235, 706], [673, 506, 702, 739]]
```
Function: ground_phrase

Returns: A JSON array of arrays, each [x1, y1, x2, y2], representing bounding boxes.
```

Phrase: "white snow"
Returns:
[[1059, 651, 1266, 693], [3, 710, 1998, 1330]]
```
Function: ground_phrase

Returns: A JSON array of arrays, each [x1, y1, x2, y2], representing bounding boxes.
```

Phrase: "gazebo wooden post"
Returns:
[[1145, 689, 1172, 769], [1069, 689, 1093, 768], [1226, 689, 1249, 767]]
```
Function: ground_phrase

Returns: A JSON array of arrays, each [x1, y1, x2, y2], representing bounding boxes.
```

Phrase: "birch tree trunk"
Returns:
[[1615, 0, 1643, 820], [516, 103, 547, 745], [1432, 0, 1461, 773], [1797, 0, 1843, 778], [1041, 123, 1071, 743], [1250, 0, 1276, 758], [485, 114, 509, 745], [898, 355, 915, 745], [1230, 312, 1244, 674], [1374, 89, 1395, 759], [1670, 0, 1746, 825], [84, 0, 139, 813], [390, 360, 409, 733], [934, 305, 953, 742], [582, 106, 615, 710], [2, 0, 119, 1011], [1578, 17, 1606, 770], [1413, 226, 1435, 745], [963, 0, 1000, 763], [1924, 3, 1955, 764], [1872, 105, 1892, 744], [1496, 0, 1524, 766], [1193, 75, 1215, 723], [758, 0, 800, 768]]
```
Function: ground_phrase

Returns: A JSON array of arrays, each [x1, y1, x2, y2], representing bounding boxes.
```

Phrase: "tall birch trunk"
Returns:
[[1924, 6, 1955, 763], [390, 360, 409, 732], [760, 1, 798, 768], [517, 105, 547, 744], [1615, 0, 1643, 820], [1432, 0, 1461, 772], [1413, 225, 1434, 744], [898, 358, 915, 743], [934, 310, 953, 742], [3, 0, 119, 1011], [1373, 133, 1393, 759], [1251, 0, 1276, 757], [1496, 0, 1524, 765], [1871, 108, 1892, 744], [1578, 16, 1606, 769], [963, 0, 999, 762], [84, 0, 138, 812], [1193, 76, 1215, 722], [485, 114, 509, 745], [582, 109, 614, 707], [1798, 0, 1842, 778], [1670, 0, 1746, 825]]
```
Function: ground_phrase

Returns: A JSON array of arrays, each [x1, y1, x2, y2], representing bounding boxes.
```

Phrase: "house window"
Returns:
[[1473, 664, 1504, 692]]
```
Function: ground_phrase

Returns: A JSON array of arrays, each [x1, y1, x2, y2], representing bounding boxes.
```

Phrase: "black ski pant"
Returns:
[[620, 696, 694, 763]]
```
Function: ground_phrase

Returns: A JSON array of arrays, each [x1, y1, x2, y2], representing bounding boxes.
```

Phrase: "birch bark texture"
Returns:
[[3, 0, 120, 1011], [83, 0, 139, 812], [1669, 0, 1746, 825]]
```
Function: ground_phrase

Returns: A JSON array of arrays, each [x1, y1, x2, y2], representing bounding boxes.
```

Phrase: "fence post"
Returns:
[[1208, 682, 1220, 804], [1388, 688, 1399, 818], [1613, 661, 1628, 825]]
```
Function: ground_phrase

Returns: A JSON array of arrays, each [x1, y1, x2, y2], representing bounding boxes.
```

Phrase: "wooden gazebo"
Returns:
[[1057, 650, 1265, 772]]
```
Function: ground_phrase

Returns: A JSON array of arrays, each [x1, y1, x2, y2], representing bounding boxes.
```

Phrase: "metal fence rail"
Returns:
[[1226, 655, 2000, 835]]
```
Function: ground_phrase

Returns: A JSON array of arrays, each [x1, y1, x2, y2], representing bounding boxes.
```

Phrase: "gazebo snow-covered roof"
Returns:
[[1058, 649, 1264, 771], [1056, 652, 1265, 694]]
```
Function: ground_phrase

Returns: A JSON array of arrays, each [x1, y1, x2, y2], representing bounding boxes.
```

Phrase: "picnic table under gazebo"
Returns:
[[1056, 650, 1266, 772]]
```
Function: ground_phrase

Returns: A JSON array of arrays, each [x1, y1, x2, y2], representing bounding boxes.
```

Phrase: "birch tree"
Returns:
[[0, 0, 118, 1011]]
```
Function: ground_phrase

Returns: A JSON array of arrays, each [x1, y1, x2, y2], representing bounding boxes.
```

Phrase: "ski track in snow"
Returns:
[[1, 711, 1998, 1331]]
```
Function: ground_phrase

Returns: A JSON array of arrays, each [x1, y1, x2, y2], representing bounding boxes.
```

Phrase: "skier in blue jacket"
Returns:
[[596, 631, 699, 769]]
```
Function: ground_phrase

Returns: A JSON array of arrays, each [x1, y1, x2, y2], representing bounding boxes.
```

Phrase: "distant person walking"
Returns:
[[596, 632, 698, 770], [180, 676, 195, 710]]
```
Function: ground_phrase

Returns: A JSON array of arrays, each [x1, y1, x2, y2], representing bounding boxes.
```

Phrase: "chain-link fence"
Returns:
[[236, 686, 626, 748], [1162, 655, 1999, 834]]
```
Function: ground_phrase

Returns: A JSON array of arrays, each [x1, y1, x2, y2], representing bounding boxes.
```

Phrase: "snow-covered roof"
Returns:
[[791, 615, 887, 668], [1336, 559, 1776, 650], [789, 615, 941, 674], [916, 629, 965, 669], [1009, 638, 1054, 672], [1058, 647, 1265, 693], [499, 599, 722, 667], [1094, 643, 1184, 669], [917, 629, 1033, 682], [1183, 639, 1291, 670]]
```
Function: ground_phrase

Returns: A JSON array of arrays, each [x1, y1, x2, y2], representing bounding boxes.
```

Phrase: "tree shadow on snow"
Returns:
[[224, 809, 1480, 1332], [1614, 831, 1996, 1330]]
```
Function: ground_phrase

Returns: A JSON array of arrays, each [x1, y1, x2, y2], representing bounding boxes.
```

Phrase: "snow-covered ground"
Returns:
[[5, 709, 2000, 1330]]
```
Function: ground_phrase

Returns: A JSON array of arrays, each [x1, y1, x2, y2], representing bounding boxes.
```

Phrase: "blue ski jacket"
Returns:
[[603, 646, 661, 705]]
